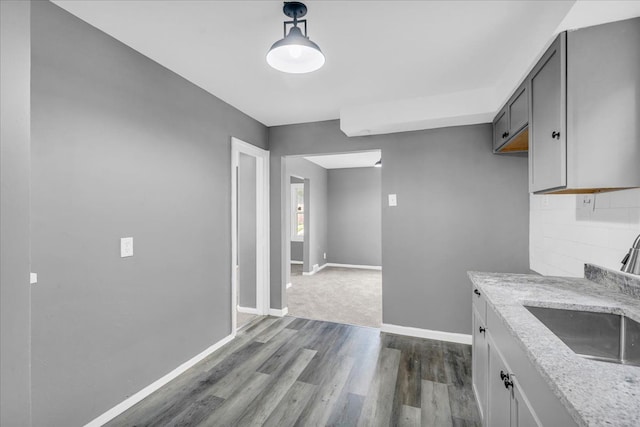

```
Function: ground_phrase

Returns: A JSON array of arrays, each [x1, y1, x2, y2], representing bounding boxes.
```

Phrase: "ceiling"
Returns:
[[51, 1, 639, 135], [303, 151, 381, 169]]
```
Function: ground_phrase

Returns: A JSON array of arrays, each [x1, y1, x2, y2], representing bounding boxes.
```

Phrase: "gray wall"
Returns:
[[269, 120, 529, 335], [287, 157, 328, 274], [0, 2, 32, 425], [238, 153, 257, 308], [327, 167, 382, 266], [291, 242, 303, 262], [30, 2, 267, 425]]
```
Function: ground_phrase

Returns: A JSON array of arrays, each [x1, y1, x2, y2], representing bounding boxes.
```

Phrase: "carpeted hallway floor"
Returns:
[[287, 264, 382, 328]]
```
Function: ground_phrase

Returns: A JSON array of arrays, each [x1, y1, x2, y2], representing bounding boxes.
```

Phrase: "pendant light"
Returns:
[[266, 2, 325, 74]]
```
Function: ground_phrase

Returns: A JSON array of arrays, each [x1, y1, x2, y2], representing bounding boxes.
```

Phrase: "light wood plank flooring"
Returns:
[[107, 316, 480, 426]]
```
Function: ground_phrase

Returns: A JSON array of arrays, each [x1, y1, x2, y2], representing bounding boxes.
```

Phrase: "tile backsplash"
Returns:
[[530, 188, 640, 277]]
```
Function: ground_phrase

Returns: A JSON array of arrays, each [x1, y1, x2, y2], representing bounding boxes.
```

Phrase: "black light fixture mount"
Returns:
[[266, 1, 325, 74]]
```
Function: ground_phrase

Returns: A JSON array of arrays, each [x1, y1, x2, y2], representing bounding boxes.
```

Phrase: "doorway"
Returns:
[[283, 150, 383, 328], [231, 137, 269, 332]]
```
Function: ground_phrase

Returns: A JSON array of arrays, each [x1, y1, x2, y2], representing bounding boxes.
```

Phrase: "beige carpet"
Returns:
[[287, 264, 382, 328]]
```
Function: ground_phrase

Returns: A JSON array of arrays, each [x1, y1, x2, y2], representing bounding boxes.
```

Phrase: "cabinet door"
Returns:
[[487, 338, 511, 427], [493, 108, 509, 151], [510, 376, 542, 427], [472, 309, 488, 422], [508, 85, 528, 134], [529, 33, 567, 193]]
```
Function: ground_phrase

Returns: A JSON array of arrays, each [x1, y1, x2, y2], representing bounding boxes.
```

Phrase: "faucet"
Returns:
[[621, 234, 640, 275]]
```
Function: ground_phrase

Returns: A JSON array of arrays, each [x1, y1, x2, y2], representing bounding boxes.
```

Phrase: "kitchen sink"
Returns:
[[524, 306, 640, 367]]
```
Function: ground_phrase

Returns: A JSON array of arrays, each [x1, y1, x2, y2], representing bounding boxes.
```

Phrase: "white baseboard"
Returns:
[[302, 263, 328, 276], [286, 282, 292, 289], [326, 263, 382, 271], [268, 307, 289, 317], [381, 323, 472, 345], [290, 260, 303, 265], [237, 306, 260, 315], [84, 333, 235, 427]]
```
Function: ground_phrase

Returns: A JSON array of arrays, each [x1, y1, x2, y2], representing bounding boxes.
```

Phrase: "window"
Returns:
[[291, 183, 304, 241]]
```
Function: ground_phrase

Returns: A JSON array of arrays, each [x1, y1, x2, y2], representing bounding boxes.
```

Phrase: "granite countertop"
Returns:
[[468, 265, 640, 427]]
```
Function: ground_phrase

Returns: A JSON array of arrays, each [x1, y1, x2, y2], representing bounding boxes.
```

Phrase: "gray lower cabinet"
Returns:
[[472, 307, 488, 421], [472, 289, 577, 427], [486, 335, 541, 427], [511, 376, 541, 427], [529, 17, 640, 193], [486, 336, 511, 427]]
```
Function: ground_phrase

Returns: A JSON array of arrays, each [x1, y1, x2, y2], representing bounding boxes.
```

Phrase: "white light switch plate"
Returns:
[[30, 273, 38, 284], [388, 194, 397, 207], [121, 237, 133, 257]]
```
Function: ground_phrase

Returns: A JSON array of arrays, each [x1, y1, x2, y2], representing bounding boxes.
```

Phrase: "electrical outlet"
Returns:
[[120, 237, 133, 258], [323, 252, 326, 259], [579, 194, 595, 212], [388, 194, 397, 207]]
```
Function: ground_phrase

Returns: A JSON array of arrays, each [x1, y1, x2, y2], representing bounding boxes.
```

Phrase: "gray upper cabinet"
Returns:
[[529, 17, 640, 193], [493, 108, 509, 151], [508, 87, 528, 139], [529, 33, 567, 193], [493, 82, 529, 153]]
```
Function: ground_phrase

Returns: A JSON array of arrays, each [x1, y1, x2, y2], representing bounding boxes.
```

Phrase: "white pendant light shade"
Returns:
[[267, 2, 325, 74], [266, 27, 325, 74]]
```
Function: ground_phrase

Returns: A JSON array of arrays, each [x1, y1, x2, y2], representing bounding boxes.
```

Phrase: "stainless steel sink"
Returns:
[[524, 306, 640, 367]]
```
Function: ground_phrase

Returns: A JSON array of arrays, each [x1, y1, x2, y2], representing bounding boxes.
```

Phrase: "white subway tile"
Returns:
[[550, 194, 575, 210], [609, 188, 640, 209], [530, 194, 542, 210], [589, 207, 634, 225], [531, 189, 639, 277], [593, 247, 626, 271], [547, 251, 583, 277], [628, 209, 640, 227], [606, 228, 639, 251], [594, 192, 611, 209]]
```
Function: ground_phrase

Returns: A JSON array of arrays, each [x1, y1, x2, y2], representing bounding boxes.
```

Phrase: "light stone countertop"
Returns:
[[467, 270, 640, 427]]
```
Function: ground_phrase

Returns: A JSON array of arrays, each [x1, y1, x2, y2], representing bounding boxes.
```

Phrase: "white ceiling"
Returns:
[[51, 1, 640, 135], [303, 151, 381, 169]]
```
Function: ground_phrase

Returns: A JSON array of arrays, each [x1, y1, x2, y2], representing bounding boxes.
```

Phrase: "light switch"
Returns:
[[388, 194, 397, 207], [30, 273, 37, 284], [121, 237, 133, 258]]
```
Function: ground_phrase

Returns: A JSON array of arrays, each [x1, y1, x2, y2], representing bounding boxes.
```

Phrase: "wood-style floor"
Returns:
[[107, 316, 480, 427]]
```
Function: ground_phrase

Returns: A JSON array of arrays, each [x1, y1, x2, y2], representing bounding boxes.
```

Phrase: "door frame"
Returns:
[[231, 137, 270, 333]]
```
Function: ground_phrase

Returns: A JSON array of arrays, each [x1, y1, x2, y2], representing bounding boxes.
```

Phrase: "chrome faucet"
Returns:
[[621, 234, 640, 275]]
